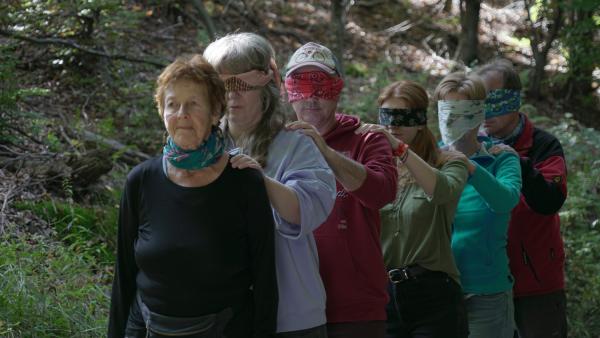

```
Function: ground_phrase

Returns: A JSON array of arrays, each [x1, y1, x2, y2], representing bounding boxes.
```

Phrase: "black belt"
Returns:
[[388, 265, 436, 284]]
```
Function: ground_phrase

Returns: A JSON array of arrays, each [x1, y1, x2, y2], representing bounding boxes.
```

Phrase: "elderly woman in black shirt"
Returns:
[[108, 55, 278, 338]]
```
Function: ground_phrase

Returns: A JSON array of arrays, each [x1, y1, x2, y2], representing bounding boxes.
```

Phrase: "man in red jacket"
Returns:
[[478, 59, 568, 338], [285, 42, 398, 338]]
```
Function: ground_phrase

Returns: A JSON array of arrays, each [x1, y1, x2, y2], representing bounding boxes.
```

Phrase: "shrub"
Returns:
[[545, 113, 600, 337], [0, 232, 110, 337], [13, 198, 118, 266]]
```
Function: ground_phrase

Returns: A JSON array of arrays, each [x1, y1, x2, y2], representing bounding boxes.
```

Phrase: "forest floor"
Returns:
[[1, 1, 599, 337]]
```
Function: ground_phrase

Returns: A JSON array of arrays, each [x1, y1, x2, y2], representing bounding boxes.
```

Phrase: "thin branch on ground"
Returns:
[[7, 125, 44, 145], [0, 29, 169, 68], [156, 21, 184, 34]]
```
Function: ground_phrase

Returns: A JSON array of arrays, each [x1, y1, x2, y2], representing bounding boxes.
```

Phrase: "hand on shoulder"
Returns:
[[354, 123, 400, 149], [443, 150, 476, 174], [230, 154, 263, 172], [489, 143, 518, 157], [286, 121, 328, 153]]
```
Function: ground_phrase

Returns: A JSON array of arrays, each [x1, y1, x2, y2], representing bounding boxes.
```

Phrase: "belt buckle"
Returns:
[[388, 268, 411, 284]]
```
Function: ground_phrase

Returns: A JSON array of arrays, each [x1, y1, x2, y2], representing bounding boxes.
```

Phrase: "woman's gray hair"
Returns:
[[476, 58, 522, 91], [203, 32, 285, 167]]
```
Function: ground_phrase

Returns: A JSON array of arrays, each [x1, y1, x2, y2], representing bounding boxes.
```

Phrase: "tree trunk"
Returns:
[[525, 0, 563, 99], [443, 0, 453, 13], [565, 9, 595, 100], [529, 53, 547, 99], [331, 0, 346, 76], [459, 0, 481, 65], [191, 0, 217, 41]]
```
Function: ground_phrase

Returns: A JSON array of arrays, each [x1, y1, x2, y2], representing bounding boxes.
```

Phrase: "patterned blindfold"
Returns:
[[378, 108, 427, 127], [484, 89, 521, 119], [223, 77, 262, 92], [437, 100, 484, 145], [284, 71, 344, 103], [220, 69, 275, 92]]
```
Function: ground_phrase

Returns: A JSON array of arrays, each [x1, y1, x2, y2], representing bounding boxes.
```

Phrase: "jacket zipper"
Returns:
[[521, 242, 541, 284]]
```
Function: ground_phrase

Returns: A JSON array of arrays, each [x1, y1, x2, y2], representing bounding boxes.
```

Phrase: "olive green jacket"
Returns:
[[380, 159, 468, 284]]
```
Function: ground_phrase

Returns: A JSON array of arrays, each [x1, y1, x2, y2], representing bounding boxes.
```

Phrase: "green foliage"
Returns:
[[0, 47, 55, 145], [46, 131, 62, 152], [196, 29, 211, 46], [341, 60, 428, 123], [550, 114, 600, 227], [558, 0, 600, 96], [113, 64, 164, 154], [0, 49, 18, 144], [345, 62, 369, 78], [98, 116, 116, 138], [2, 1, 165, 155], [0, 232, 109, 337], [2, 0, 142, 43], [541, 113, 600, 337], [13, 198, 118, 265]]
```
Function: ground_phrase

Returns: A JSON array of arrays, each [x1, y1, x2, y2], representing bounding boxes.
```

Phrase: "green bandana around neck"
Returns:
[[162, 126, 225, 170]]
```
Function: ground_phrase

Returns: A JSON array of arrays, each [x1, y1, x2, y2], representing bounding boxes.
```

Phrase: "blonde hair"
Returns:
[[378, 80, 445, 168], [203, 32, 284, 167], [433, 72, 487, 101], [154, 55, 226, 120]]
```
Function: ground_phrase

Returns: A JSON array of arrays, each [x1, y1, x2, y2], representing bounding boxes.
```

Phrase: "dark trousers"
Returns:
[[385, 271, 468, 338], [327, 321, 386, 338], [514, 290, 567, 338], [276, 324, 328, 338]]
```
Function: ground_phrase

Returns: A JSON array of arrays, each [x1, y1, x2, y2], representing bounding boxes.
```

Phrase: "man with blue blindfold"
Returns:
[[478, 59, 568, 338]]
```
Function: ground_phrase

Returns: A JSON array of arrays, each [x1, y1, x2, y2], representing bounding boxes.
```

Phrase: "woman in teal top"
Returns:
[[357, 80, 470, 338], [434, 72, 522, 338]]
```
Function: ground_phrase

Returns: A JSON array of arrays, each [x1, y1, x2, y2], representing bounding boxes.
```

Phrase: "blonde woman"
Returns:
[[434, 72, 522, 338], [357, 80, 469, 338]]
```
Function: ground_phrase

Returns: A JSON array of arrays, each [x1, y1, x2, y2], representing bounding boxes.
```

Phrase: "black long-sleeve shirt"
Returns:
[[108, 157, 277, 337]]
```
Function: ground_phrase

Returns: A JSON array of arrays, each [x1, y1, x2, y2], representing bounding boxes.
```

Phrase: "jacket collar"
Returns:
[[513, 113, 534, 156]]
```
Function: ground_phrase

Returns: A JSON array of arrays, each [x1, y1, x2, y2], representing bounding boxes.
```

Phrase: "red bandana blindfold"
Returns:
[[285, 71, 344, 102]]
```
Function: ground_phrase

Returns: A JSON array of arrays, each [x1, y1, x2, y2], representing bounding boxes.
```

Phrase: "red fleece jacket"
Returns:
[[314, 114, 398, 323], [507, 114, 567, 297]]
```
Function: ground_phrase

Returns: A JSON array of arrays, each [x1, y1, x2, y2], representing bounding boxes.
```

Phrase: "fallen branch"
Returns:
[[81, 130, 152, 165], [355, 0, 387, 8], [381, 20, 415, 36], [0, 29, 168, 68], [6, 124, 44, 145]]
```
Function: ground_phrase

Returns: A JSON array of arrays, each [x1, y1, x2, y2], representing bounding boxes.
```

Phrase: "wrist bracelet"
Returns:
[[398, 149, 409, 163], [394, 143, 409, 157]]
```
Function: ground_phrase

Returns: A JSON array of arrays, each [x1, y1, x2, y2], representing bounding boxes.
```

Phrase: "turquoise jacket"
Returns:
[[452, 140, 522, 294]]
